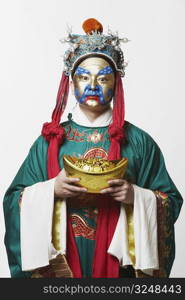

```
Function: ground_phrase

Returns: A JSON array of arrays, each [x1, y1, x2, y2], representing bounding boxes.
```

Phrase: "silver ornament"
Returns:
[[111, 40, 117, 46], [115, 46, 120, 51]]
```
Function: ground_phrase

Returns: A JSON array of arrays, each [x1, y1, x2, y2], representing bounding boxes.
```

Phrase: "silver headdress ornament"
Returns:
[[60, 18, 129, 77]]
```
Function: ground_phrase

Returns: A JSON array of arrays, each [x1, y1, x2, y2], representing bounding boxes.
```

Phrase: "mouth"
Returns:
[[84, 96, 100, 103]]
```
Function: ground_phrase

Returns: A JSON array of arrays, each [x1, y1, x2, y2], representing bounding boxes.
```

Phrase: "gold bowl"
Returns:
[[63, 155, 128, 193]]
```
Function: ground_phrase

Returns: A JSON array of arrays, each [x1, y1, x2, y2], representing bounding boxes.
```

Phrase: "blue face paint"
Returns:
[[74, 65, 114, 105], [74, 88, 80, 98], [76, 84, 111, 105], [107, 88, 114, 98], [75, 67, 90, 76], [97, 66, 113, 75]]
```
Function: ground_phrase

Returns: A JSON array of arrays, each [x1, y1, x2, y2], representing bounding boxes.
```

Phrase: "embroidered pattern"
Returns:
[[153, 191, 173, 278], [71, 214, 96, 240], [87, 130, 104, 143], [83, 147, 108, 159], [65, 125, 108, 143], [83, 208, 98, 221], [65, 126, 85, 142]]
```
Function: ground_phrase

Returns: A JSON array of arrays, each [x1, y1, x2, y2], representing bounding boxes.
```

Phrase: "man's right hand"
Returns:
[[54, 169, 87, 199]]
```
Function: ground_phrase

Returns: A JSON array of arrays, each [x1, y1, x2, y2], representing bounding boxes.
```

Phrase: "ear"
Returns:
[[70, 80, 75, 95]]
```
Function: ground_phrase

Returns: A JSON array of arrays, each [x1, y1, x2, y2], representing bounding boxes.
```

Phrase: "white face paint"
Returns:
[[73, 57, 115, 107]]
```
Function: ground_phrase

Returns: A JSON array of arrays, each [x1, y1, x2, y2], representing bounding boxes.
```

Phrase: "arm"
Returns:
[[3, 136, 87, 277], [3, 136, 48, 277], [136, 131, 183, 277], [101, 127, 183, 277]]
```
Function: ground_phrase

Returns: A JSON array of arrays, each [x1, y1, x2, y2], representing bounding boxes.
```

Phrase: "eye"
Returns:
[[98, 76, 108, 83], [78, 74, 89, 81]]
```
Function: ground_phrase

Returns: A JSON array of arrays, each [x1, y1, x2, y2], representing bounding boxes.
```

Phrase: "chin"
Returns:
[[85, 100, 99, 107], [80, 101, 111, 113]]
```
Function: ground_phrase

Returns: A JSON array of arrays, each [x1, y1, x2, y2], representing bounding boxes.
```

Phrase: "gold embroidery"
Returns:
[[31, 254, 73, 278], [125, 204, 135, 266], [52, 199, 63, 251]]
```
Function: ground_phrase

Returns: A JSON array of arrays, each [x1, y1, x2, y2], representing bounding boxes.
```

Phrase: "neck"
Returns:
[[79, 104, 111, 122]]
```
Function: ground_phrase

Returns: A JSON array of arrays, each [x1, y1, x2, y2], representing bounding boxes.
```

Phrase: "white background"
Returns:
[[0, 0, 184, 277]]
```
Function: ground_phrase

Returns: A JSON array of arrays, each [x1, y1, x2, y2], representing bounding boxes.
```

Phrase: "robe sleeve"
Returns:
[[134, 129, 183, 277], [3, 136, 48, 277]]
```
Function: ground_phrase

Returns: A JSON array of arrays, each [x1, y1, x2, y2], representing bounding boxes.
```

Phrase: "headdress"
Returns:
[[61, 18, 128, 77]]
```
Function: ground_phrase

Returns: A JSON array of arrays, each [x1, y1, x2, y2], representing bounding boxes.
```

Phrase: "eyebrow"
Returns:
[[75, 67, 90, 75], [75, 65, 114, 76], [98, 66, 113, 75]]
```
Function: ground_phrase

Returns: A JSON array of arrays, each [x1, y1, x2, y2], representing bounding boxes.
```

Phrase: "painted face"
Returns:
[[73, 57, 115, 107]]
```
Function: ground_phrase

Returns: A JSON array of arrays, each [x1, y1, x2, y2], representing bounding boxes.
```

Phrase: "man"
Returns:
[[3, 18, 183, 278]]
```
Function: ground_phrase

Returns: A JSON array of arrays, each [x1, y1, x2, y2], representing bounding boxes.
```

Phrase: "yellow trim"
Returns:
[[125, 204, 136, 266], [52, 199, 63, 251]]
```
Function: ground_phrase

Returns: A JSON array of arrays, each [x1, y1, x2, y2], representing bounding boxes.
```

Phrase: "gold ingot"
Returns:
[[63, 155, 128, 193]]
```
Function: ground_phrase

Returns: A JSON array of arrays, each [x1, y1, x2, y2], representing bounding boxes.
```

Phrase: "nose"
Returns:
[[90, 76, 97, 90]]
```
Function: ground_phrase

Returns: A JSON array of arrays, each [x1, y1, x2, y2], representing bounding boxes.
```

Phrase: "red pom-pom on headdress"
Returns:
[[82, 18, 103, 34]]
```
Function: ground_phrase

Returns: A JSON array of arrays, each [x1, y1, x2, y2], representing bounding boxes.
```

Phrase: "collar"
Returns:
[[71, 104, 112, 127]]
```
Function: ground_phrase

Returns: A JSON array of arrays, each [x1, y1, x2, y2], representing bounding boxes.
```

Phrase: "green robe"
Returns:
[[3, 117, 183, 277]]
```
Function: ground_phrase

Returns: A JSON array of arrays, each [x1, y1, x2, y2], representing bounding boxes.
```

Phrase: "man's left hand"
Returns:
[[100, 179, 134, 204]]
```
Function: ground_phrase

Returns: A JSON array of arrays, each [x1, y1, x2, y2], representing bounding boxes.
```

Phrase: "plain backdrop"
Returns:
[[0, 0, 184, 277]]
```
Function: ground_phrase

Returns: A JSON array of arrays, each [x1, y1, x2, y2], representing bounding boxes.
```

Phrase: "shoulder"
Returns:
[[30, 120, 71, 151], [124, 121, 160, 152], [60, 120, 70, 127], [60, 120, 71, 131], [28, 135, 49, 157]]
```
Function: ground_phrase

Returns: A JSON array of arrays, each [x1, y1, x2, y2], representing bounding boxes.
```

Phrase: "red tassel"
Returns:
[[52, 73, 69, 124], [108, 72, 125, 160], [42, 122, 65, 144], [41, 72, 69, 178]]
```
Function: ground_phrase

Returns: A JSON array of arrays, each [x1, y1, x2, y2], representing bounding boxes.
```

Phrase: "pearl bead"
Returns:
[[123, 38, 129, 43], [111, 40, 117, 46]]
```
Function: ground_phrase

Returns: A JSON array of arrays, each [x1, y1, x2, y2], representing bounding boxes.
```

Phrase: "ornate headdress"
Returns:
[[61, 19, 128, 77]]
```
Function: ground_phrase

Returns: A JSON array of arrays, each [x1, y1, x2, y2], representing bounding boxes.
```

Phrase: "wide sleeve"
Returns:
[[135, 130, 183, 277], [3, 136, 48, 277]]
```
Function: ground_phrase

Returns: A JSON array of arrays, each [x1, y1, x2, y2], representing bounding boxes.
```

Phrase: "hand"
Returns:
[[54, 169, 87, 199], [100, 179, 134, 204]]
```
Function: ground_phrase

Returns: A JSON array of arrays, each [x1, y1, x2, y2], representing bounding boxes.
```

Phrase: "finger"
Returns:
[[108, 179, 126, 186], [65, 177, 80, 184], [65, 183, 87, 193], [101, 187, 118, 194], [110, 191, 124, 197], [100, 187, 112, 194], [101, 185, 124, 193]]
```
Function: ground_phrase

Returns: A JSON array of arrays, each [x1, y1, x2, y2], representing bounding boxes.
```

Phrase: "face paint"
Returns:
[[98, 66, 114, 75], [75, 84, 112, 105], [75, 67, 90, 76], [73, 57, 115, 107]]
